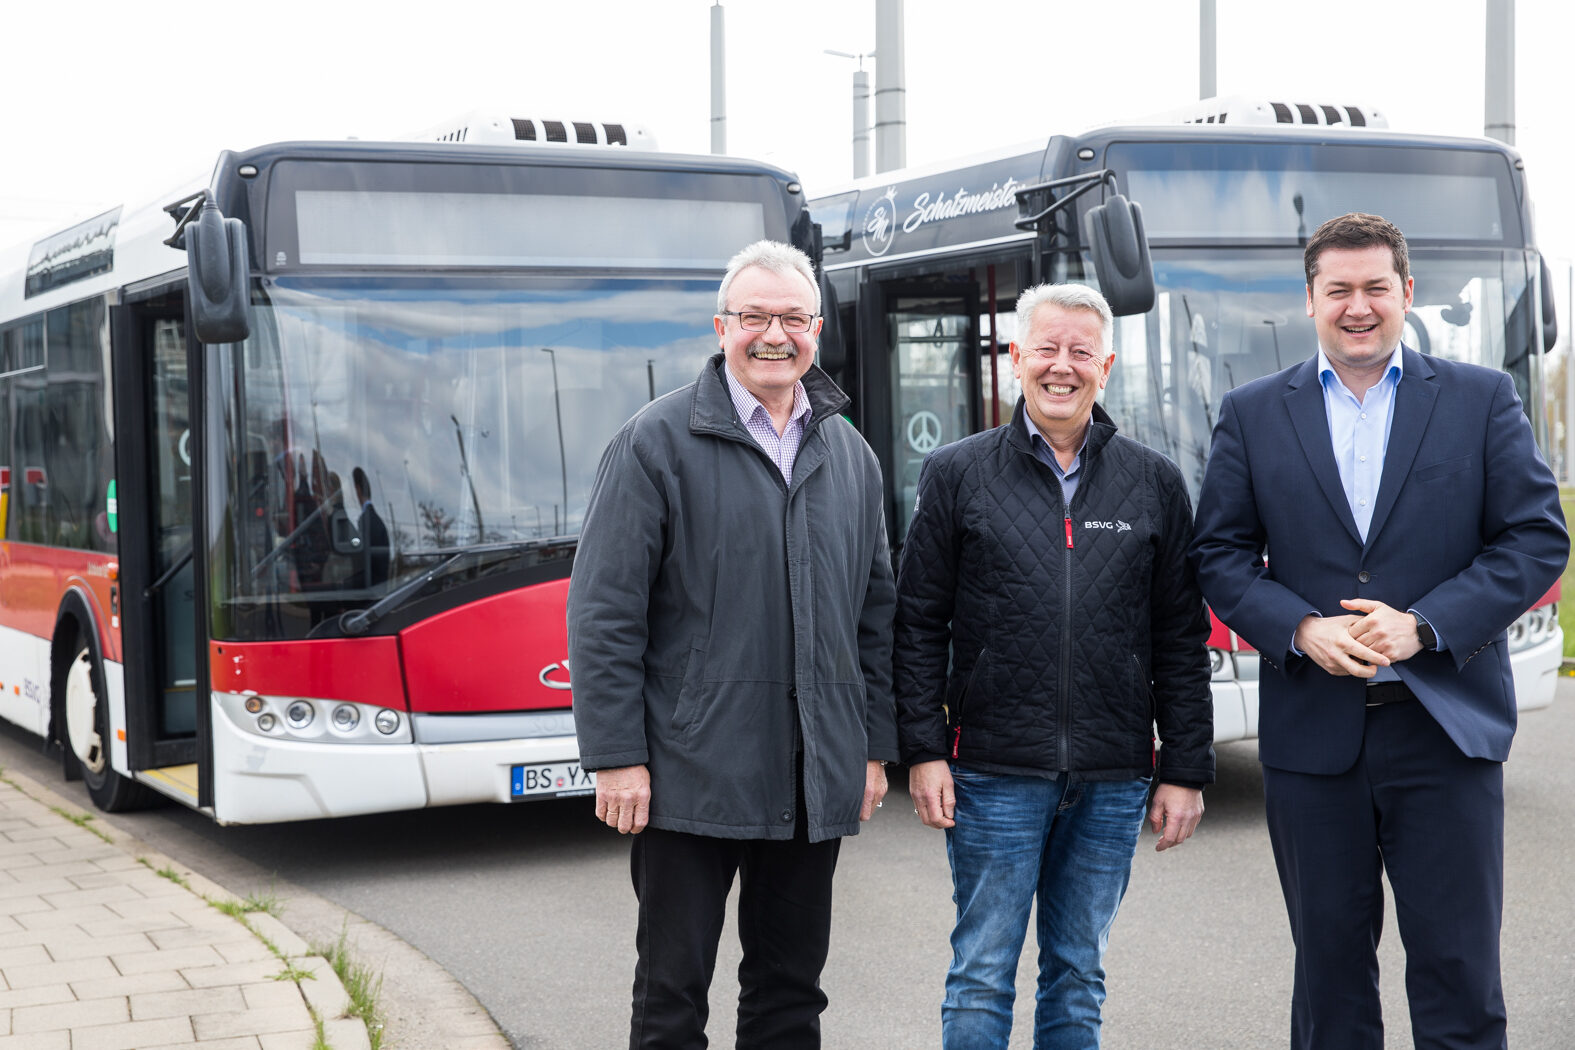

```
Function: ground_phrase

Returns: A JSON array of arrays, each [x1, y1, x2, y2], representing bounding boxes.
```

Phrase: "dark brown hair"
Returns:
[[1304, 213, 1410, 288]]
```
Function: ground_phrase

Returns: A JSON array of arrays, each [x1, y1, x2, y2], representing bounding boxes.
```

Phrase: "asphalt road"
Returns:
[[5, 681, 1572, 1048]]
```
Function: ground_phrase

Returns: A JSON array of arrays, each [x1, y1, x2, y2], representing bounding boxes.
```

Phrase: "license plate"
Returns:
[[511, 762, 596, 800]]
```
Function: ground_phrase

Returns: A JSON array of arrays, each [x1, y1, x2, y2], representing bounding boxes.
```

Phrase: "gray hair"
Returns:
[[1014, 283, 1114, 359], [717, 240, 821, 314]]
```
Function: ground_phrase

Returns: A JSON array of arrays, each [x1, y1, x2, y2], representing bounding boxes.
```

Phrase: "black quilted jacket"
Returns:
[[893, 400, 1214, 785]]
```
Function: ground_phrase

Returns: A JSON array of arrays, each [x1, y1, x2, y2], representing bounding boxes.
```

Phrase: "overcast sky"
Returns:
[[3, 1, 1571, 273]]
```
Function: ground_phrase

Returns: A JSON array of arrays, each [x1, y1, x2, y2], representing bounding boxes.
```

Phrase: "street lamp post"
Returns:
[[824, 49, 871, 179]]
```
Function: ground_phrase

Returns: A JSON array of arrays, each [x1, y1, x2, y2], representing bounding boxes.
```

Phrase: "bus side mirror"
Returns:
[[817, 274, 846, 375], [1540, 256, 1558, 353], [1084, 194, 1155, 317], [186, 200, 252, 344]]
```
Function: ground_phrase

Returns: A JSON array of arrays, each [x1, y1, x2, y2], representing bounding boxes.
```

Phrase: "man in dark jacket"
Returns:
[[895, 282, 1213, 1049], [567, 240, 897, 1049]]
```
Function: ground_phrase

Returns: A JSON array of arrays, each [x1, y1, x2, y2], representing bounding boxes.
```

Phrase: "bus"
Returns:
[[808, 99, 1564, 744], [0, 117, 821, 822]]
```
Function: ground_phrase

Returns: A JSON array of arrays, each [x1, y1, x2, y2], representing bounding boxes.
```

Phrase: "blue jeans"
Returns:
[[942, 767, 1151, 1050]]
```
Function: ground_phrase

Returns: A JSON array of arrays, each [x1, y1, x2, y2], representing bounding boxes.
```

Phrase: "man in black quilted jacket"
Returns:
[[894, 282, 1213, 1050]]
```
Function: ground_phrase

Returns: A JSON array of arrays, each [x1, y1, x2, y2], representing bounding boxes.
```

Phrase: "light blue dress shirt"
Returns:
[[1318, 345, 1402, 543], [1306, 344, 1442, 677]]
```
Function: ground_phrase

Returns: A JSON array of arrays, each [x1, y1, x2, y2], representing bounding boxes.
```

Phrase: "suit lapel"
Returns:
[[1365, 348, 1438, 548], [1284, 359, 1363, 545]]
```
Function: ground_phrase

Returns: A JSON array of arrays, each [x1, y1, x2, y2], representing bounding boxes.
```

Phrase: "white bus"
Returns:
[[0, 116, 820, 821], [809, 101, 1563, 743]]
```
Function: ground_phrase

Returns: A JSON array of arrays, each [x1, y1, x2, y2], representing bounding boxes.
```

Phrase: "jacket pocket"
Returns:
[[1131, 653, 1155, 721], [670, 646, 707, 735], [952, 649, 991, 725], [1412, 455, 1473, 482]]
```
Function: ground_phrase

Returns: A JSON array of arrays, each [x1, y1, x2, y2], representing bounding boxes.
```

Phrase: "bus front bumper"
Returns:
[[209, 698, 587, 824]]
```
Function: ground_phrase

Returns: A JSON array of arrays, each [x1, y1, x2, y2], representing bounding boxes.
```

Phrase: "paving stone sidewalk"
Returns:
[[0, 772, 370, 1050]]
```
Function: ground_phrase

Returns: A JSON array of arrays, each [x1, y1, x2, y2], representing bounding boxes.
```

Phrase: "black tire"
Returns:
[[62, 645, 159, 813]]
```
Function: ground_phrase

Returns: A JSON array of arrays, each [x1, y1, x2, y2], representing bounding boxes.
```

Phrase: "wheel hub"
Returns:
[[64, 651, 106, 774]]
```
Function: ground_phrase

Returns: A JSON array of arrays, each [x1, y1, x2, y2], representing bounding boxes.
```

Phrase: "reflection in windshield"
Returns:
[[209, 277, 718, 640], [1102, 249, 1539, 501]]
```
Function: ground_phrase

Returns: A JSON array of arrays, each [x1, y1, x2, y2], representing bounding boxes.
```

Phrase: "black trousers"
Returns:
[[627, 818, 841, 1050], [1263, 697, 1506, 1050]]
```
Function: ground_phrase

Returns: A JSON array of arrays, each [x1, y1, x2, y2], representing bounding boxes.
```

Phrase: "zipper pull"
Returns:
[[951, 725, 961, 759], [1064, 517, 1074, 549]]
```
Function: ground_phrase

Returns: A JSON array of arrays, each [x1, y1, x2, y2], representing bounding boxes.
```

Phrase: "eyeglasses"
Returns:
[[720, 310, 819, 334]]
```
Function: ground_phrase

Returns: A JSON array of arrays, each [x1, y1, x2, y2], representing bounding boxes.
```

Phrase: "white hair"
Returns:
[[1014, 283, 1114, 358], [716, 240, 821, 314]]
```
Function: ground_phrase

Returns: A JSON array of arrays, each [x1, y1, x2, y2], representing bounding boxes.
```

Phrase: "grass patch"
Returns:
[[315, 924, 386, 1050], [144, 860, 191, 890], [271, 962, 317, 983], [212, 885, 283, 921], [48, 805, 112, 843]]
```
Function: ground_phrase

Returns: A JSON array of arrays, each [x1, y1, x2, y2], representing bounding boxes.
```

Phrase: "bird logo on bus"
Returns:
[[863, 186, 899, 257]]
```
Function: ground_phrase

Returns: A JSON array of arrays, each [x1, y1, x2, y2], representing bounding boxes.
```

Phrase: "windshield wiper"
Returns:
[[337, 536, 576, 637]]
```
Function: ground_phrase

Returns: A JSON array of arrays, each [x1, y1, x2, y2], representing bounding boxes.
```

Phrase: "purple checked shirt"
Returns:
[[724, 364, 812, 484]]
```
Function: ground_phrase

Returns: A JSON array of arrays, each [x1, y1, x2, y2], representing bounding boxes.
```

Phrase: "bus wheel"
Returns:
[[63, 647, 157, 813]]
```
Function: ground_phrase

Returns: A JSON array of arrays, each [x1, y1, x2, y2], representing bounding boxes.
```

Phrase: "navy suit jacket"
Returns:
[[1190, 348, 1567, 774]]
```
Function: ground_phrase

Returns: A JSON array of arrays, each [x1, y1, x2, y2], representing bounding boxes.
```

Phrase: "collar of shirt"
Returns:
[[723, 363, 811, 433], [1316, 343, 1404, 402], [1022, 412, 1086, 479]]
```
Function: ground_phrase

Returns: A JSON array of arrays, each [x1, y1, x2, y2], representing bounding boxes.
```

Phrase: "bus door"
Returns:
[[865, 278, 981, 542], [112, 292, 203, 804]]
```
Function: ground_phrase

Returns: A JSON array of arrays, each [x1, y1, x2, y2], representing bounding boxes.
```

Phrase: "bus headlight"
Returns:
[[218, 693, 412, 744]]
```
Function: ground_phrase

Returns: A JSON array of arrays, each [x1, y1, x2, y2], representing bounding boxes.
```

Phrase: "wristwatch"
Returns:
[[1411, 611, 1437, 651]]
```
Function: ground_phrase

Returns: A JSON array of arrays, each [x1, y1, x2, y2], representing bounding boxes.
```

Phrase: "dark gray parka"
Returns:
[[567, 355, 897, 842]]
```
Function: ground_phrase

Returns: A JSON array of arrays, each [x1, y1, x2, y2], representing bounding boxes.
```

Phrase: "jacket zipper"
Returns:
[[1058, 495, 1075, 773]]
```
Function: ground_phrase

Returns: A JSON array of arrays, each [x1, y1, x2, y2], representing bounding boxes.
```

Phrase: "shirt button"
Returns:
[[1358, 570, 1371, 583], [788, 687, 797, 700], [1359, 498, 1367, 506], [1359, 455, 1367, 462], [781, 810, 793, 822]]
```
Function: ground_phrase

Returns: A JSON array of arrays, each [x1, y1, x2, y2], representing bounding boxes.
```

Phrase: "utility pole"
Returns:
[[1485, 0, 1514, 144], [710, 2, 726, 154], [874, 0, 906, 172], [825, 50, 871, 178], [1199, 0, 1216, 99]]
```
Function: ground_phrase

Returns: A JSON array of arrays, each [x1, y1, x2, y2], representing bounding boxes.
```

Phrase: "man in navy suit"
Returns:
[[1190, 213, 1566, 1050]]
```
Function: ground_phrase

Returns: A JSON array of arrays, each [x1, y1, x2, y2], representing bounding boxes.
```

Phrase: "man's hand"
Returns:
[[909, 760, 956, 829], [1148, 784, 1204, 851], [860, 761, 889, 821], [1294, 613, 1388, 677], [594, 765, 651, 834], [1342, 598, 1423, 663]]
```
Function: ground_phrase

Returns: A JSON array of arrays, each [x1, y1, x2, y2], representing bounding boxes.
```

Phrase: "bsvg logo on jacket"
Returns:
[[1083, 519, 1132, 532]]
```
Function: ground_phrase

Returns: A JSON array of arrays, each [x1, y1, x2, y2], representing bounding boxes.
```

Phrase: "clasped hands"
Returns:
[[1294, 598, 1423, 678]]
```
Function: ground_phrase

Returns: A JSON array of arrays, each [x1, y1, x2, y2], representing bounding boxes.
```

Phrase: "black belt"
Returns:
[[1365, 681, 1415, 707]]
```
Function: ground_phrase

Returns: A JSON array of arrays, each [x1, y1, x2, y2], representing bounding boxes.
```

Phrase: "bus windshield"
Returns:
[[1101, 247, 1542, 500], [209, 276, 718, 641]]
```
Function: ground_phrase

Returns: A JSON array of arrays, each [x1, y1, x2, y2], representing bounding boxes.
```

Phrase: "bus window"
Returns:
[[148, 318, 195, 735]]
